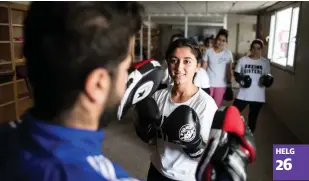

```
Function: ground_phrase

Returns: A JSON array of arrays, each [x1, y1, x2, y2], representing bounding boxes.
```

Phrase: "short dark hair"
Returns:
[[250, 39, 264, 50], [165, 38, 202, 64], [23, 2, 144, 119], [216, 28, 229, 42]]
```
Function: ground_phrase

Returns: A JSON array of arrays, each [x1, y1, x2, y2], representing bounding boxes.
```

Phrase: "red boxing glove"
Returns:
[[117, 59, 164, 120], [196, 106, 256, 181]]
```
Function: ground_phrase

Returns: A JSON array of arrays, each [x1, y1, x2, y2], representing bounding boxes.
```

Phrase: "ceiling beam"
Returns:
[[228, 1, 237, 13], [149, 21, 224, 27], [177, 1, 187, 14], [146, 13, 224, 17]]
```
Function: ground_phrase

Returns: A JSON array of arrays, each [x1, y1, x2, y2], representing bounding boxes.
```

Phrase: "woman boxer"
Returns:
[[233, 39, 272, 132], [146, 38, 218, 181], [202, 29, 233, 107]]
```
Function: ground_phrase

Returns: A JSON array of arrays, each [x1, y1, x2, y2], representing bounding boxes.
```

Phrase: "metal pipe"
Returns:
[[140, 24, 143, 61], [147, 13, 223, 17], [223, 14, 227, 29], [151, 21, 224, 27], [147, 15, 151, 59], [184, 16, 188, 37]]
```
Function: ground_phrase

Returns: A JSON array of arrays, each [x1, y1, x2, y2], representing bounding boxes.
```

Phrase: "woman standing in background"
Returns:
[[233, 39, 273, 132], [204, 36, 214, 50], [202, 29, 233, 106]]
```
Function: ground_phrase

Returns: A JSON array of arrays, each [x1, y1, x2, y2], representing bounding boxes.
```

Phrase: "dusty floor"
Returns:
[[102, 91, 301, 181]]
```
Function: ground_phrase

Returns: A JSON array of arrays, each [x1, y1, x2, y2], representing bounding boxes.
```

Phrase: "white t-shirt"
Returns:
[[151, 88, 218, 181], [203, 48, 233, 87], [161, 68, 210, 89], [193, 68, 210, 89], [235, 56, 271, 102]]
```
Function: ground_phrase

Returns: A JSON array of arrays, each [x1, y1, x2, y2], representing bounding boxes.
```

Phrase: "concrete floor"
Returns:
[[101, 95, 301, 181]]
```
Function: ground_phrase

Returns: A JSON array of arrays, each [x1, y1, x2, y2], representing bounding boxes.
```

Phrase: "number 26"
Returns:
[[276, 158, 292, 171]]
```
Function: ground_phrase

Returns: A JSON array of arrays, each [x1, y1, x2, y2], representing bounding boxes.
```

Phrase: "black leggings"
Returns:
[[147, 163, 177, 181], [233, 99, 264, 132]]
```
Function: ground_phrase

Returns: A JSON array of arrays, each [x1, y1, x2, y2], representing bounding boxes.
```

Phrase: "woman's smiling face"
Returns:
[[168, 47, 199, 85]]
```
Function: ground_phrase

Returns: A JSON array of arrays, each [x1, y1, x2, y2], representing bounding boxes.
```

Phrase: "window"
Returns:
[[267, 4, 300, 69]]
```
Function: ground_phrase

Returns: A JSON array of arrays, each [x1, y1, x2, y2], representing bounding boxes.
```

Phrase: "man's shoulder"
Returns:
[[0, 120, 31, 181], [2, 148, 140, 181], [0, 120, 140, 181], [0, 120, 23, 153], [0, 119, 23, 131], [75, 154, 140, 181]]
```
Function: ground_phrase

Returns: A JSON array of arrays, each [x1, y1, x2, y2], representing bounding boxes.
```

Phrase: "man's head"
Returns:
[[24, 2, 144, 129]]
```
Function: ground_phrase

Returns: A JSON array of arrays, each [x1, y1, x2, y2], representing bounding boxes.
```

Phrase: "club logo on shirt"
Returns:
[[87, 155, 116, 179], [86, 155, 140, 180], [179, 124, 196, 142], [219, 57, 229, 64], [243, 64, 263, 74]]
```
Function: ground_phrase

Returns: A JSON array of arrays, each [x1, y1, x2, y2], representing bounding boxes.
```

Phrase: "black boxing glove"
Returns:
[[160, 105, 206, 158], [234, 72, 252, 88], [196, 106, 256, 181], [156, 83, 168, 91], [134, 97, 161, 144], [117, 59, 164, 120], [259, 74, 274, 88]]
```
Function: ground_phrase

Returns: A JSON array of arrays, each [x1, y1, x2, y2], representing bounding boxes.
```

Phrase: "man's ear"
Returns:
[[85, 68, 110, 104]]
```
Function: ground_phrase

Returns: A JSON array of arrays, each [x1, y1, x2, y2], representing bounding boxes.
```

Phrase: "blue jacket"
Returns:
[[0, 112, 140, 181]]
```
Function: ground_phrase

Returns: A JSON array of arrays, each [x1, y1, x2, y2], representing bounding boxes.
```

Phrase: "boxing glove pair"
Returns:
[[196, 106, 256, 181], [134, 97, 205, 158], [259, 74, 274, 88], [117, 59, 164, 121], [234, 72, 252, 88]]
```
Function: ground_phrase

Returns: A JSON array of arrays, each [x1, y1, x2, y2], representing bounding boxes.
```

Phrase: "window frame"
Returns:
[[267, 2, 301, 74]]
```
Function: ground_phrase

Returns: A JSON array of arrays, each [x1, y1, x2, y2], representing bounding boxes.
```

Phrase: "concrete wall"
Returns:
[[154, 25, 221, 63], [152, 25, 183, 64], [227, 14, 257, 60], [153, 15, 256, 67], [258, 2, 309, 143]]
